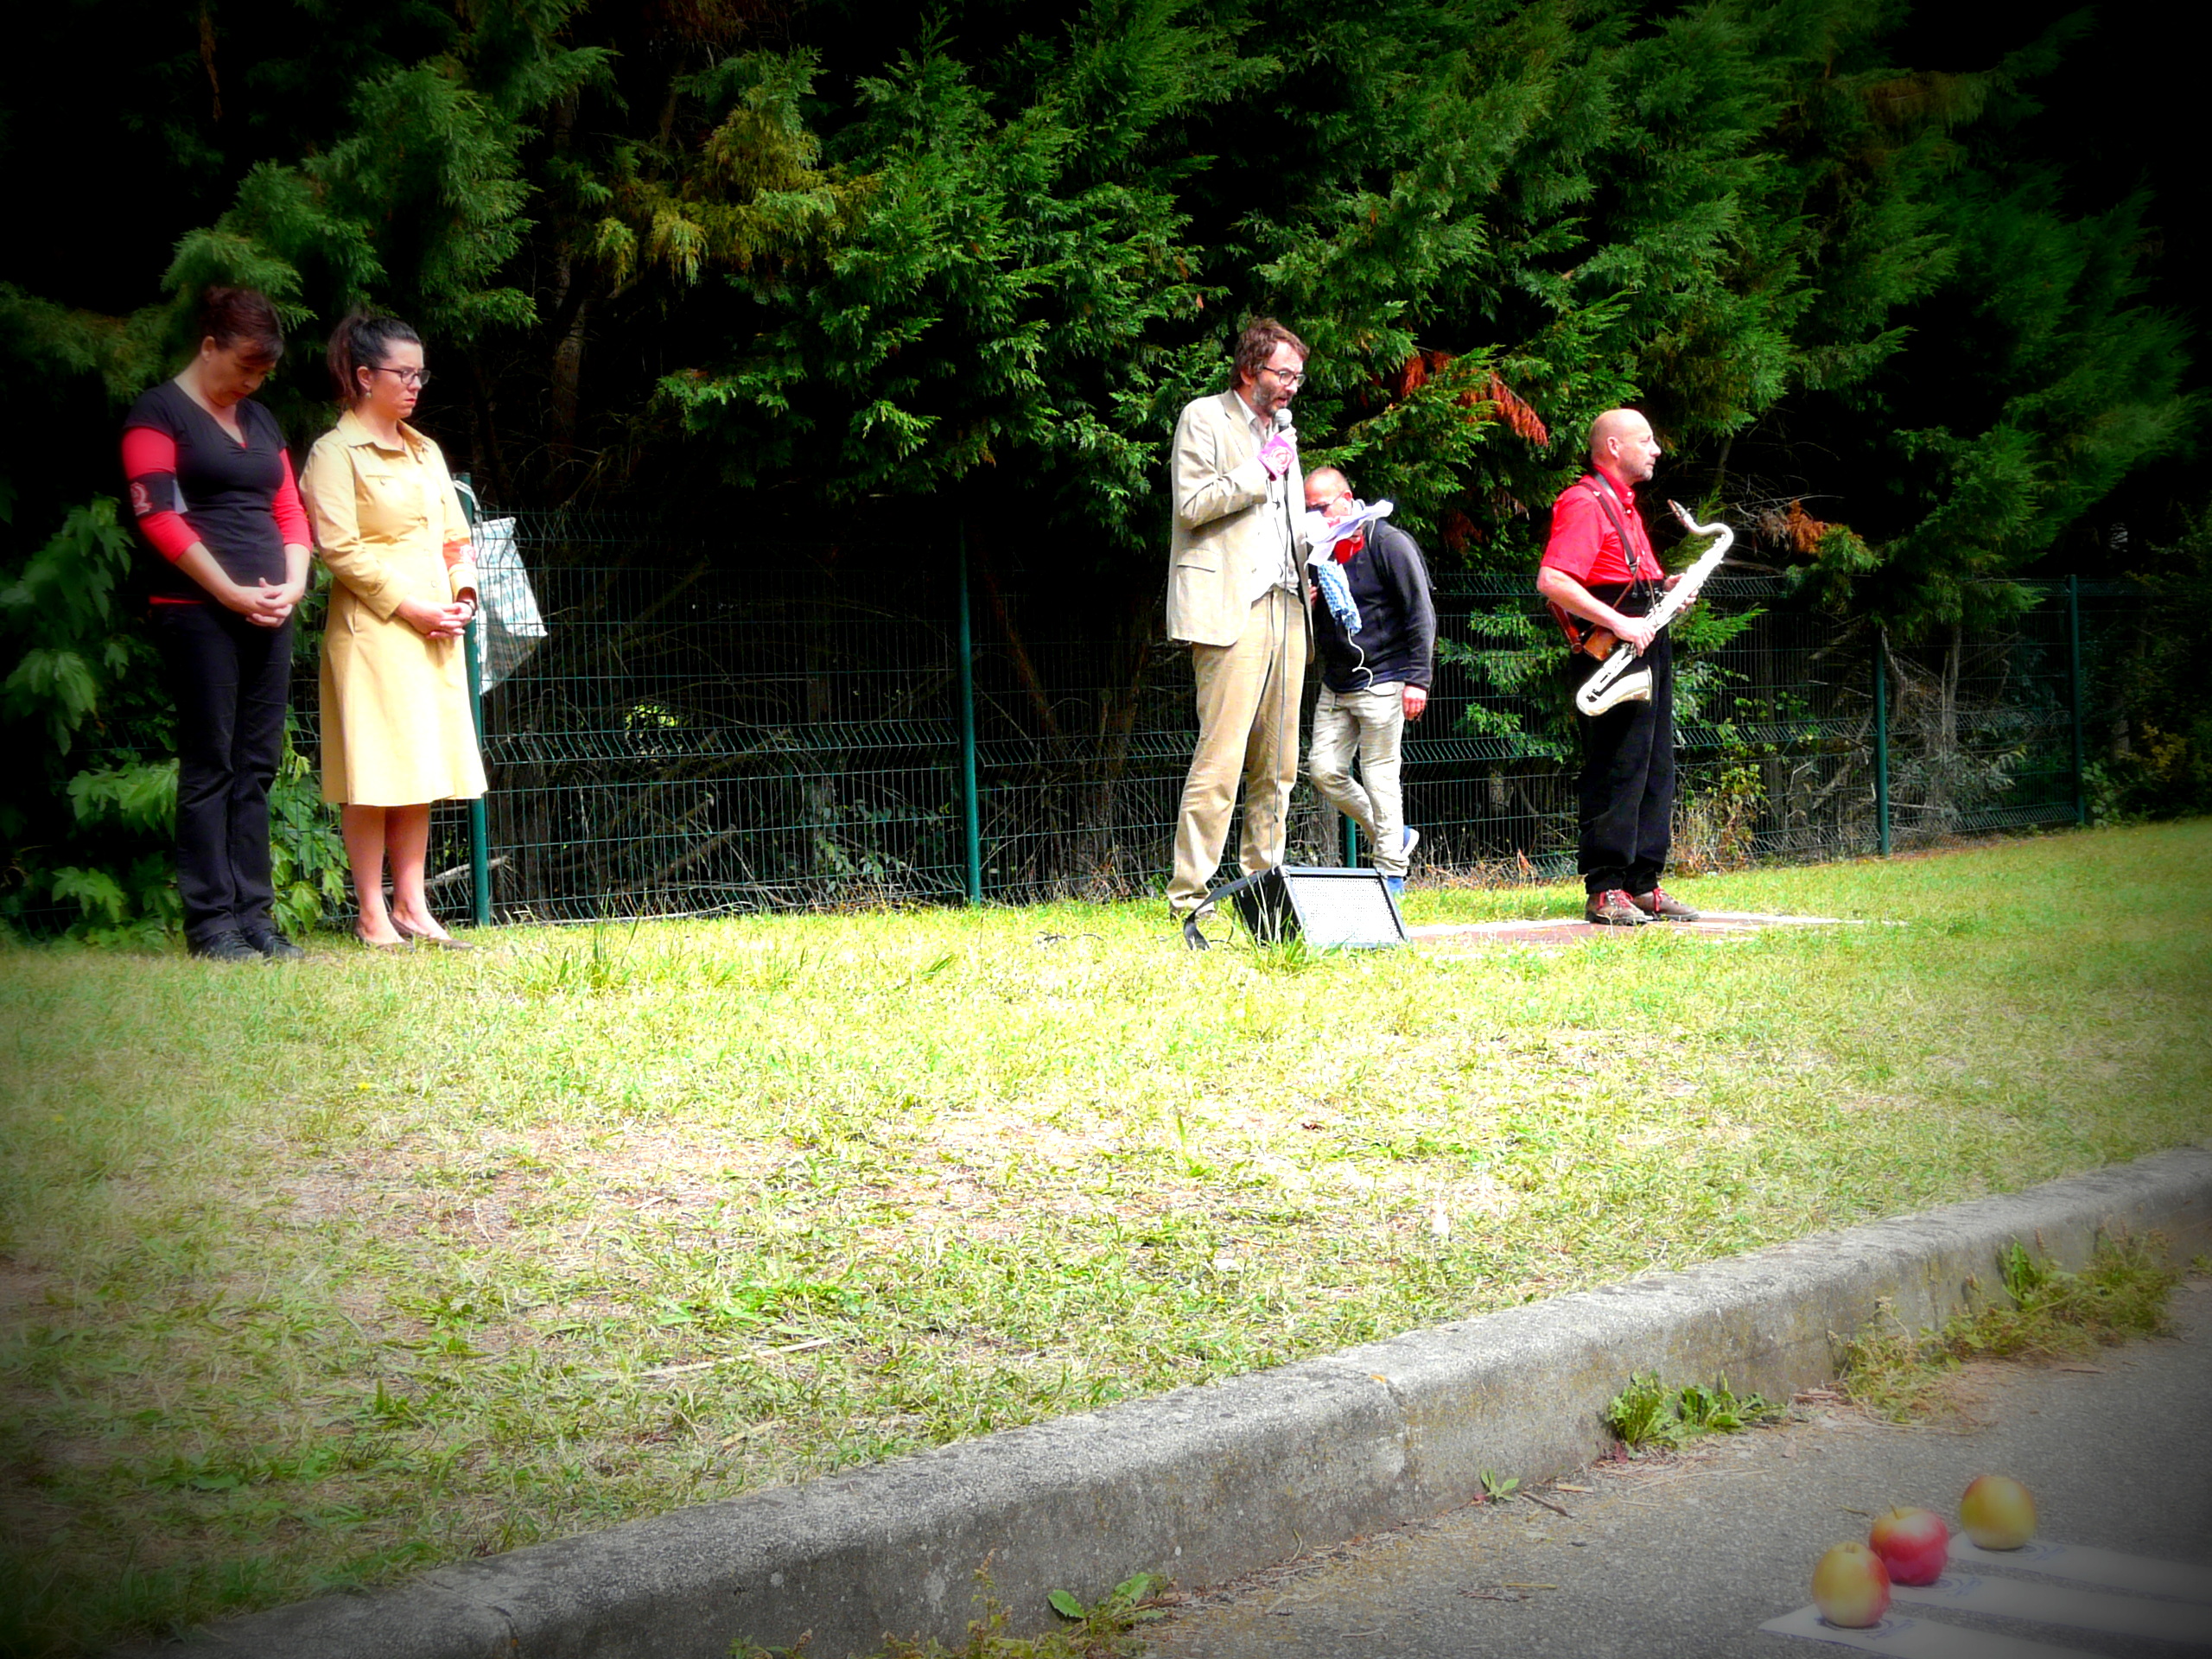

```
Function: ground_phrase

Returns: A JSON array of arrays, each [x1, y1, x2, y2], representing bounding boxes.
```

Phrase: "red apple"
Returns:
[[1867, 1505, 1950, 1586], [1812, 1540, 1892, 1628], [1960, 1474, 2037, 1549]]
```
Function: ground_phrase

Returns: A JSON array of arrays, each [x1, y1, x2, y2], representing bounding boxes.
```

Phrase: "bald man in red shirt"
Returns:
[[1535, 409, 1700, 926]]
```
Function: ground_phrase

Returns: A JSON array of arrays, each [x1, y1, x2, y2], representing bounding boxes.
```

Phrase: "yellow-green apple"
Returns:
[[1813, 1541, 1892, 1628], [1960, 1475, 2037, 1549]]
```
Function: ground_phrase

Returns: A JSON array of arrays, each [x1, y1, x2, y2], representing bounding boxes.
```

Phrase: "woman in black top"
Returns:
[[120, 288, 314, 960]]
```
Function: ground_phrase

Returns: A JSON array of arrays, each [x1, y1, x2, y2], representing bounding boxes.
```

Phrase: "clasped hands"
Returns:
[[226, 577, 304, 628], [397, 594, 478, 641]]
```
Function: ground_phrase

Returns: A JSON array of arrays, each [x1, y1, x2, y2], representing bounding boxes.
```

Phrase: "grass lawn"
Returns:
[[3, 823, 2209, 1654]]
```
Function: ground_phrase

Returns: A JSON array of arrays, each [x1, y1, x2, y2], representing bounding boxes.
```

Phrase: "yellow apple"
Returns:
[[1813, 1540, 1892, 1628], [1960, 1474, 2037, 1549]]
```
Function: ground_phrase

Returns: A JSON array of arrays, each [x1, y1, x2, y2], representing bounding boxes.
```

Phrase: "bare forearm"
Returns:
[[1536, 567, 1655, 653], [1537, 567, 1622, 631]]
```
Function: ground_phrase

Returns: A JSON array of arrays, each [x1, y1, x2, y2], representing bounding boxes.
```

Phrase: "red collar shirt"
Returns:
[[1540, 467, 1663, 588]]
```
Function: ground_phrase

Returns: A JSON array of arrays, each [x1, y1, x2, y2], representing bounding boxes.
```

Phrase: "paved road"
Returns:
[[1145, 1281, 2212, 1658]]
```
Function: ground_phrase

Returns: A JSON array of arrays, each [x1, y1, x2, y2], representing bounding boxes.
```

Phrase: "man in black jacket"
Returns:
[[1302, 467, 1436, 896]]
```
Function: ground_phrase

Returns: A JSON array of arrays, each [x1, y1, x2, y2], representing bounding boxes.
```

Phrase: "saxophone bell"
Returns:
[[1575, 660, 1654, 717]]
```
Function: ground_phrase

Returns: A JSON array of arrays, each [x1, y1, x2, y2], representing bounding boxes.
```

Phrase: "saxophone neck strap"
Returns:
[[1585, 474, 1656, 602], [1547, 476, 1655, 654]]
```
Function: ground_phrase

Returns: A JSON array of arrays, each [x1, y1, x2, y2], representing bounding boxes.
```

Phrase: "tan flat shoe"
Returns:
[[392, 920, 476, 950]]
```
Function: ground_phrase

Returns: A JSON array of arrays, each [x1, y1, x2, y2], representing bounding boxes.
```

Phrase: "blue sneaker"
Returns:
[[1402, 825, 1420, 860], [1385, 875, 1405, 899]]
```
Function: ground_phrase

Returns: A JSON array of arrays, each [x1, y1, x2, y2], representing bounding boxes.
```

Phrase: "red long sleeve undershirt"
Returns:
[[120, 425, 310, 561]]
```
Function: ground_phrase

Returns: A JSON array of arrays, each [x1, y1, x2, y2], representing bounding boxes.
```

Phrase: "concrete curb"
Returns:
[[143, 1147, 2212, 1659]]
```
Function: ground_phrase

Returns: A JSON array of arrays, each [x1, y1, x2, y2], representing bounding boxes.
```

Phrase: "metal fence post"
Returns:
[[464, 616, 492, 925], [455, 474, 492, 926], [1343, 813, 1358, 868], [957, 526, 983, 903], [1872, 624, 1891, 856], [2067, 575, 2088, 827]]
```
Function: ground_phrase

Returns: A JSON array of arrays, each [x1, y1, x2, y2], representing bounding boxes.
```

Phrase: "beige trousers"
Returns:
[[1168, 586, 1308, 917], [1308, 683, 1410, 876]]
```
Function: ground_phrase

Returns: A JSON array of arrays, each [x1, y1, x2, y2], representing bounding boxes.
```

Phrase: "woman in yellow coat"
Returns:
[[302, 313, 486, 949]]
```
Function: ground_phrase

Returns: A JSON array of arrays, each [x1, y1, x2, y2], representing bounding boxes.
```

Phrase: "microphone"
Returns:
[[1260, 404, 1297, 492]]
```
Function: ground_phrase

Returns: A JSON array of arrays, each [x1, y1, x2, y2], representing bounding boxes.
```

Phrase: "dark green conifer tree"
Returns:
[[0, 0, 2200, 936]]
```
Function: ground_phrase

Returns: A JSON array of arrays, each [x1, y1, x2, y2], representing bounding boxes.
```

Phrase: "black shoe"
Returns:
[[189, 930, 264, 963], [243, 927, 308, 962]]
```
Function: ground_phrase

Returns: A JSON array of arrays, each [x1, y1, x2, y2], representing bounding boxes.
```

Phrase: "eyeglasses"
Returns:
[[1260, 365, 1306, 389], [369, 365, 433, 390]]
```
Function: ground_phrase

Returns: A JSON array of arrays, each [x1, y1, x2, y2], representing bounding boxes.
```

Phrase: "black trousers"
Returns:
[[151, 602, 294, 945], [1568, 626, 1674, 897]]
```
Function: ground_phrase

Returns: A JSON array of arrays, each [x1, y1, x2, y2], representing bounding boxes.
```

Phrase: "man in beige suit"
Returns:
[[1165, 317, 1312, 942]]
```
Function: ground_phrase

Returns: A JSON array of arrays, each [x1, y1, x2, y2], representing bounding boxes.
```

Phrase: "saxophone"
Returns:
[[1573, 500, 1734, 717]]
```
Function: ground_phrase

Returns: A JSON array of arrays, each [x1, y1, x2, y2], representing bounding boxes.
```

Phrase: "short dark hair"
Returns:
[[200, 287, 284, 367], [327, 310, 423, 404], [1233, 316, 1307, 386]]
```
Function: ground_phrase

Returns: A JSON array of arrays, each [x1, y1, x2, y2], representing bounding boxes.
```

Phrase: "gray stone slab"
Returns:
[[127, 1147, 2212, 1659]]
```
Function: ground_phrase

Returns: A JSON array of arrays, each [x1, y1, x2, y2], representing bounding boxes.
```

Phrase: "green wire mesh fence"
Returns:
[[356, 515, 2145, 925]]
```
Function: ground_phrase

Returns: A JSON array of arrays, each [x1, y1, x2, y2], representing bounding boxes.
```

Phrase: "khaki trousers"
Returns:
[[1307, 682, 1410, 876], [1168, 586, 1308, 917]]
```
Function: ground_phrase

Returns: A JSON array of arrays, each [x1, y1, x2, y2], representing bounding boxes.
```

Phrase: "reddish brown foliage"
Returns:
[[1783, 499, 1832, 554], [1478, 372, 1549, 446], [1385, 355, 1548, 449], [1388, 350, 1438, 399]]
